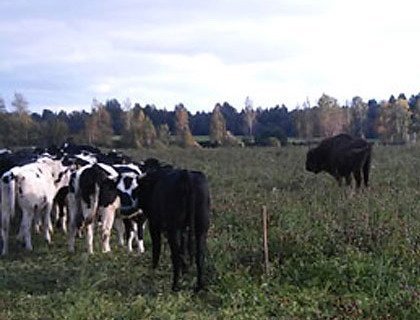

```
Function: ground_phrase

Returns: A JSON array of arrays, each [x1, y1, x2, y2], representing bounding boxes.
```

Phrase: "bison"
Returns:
[[306, 134, 372, 188]]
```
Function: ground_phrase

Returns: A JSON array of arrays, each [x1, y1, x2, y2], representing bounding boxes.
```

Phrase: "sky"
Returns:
[[0, 0, 419, 113]]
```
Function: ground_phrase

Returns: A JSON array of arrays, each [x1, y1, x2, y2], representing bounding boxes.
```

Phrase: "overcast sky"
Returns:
[[0, 0, 419, 113]]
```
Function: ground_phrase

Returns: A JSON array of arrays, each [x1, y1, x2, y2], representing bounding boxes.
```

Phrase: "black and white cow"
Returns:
[[67, 163, 120, 254], [135, 163, 211, 291], [113, 163, 147, 254], [1, 156, 73, 255]]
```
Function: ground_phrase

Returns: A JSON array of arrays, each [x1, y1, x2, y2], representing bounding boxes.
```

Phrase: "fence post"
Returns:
[[262, 205, 269, 274]]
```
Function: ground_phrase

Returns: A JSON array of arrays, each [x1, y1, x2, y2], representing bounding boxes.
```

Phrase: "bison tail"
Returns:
[[363, 147, 372, 187]]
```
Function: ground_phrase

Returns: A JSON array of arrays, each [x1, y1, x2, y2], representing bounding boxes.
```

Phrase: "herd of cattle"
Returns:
[[0, 143, 210, 291], [0, 133, 372, 291]]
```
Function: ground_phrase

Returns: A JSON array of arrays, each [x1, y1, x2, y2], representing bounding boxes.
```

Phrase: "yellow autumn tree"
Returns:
[[174, 104, 200, 148], [122, 106, 157, 148], [85, 99, 114, 147]]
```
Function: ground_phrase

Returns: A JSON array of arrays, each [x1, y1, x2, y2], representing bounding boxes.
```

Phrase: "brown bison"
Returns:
[[306, 134, 372, 188]]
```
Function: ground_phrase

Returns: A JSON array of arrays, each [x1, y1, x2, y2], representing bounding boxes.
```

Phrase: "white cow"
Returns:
[[1, 157, 73, 255]]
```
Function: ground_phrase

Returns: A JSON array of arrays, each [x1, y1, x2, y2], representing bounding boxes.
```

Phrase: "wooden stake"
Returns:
[[262, 205, 269, 274]]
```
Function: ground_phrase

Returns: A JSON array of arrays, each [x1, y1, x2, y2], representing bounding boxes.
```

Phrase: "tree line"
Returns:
[[0, 92, 419, 148]]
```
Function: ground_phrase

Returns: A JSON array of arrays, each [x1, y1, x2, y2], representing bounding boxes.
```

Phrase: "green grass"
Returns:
[[1, 145, 419, 319]]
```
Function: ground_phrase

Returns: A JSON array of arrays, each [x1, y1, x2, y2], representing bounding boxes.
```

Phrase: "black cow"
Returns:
[[306, 133, 372, 188], [136, 165, 210, 291]]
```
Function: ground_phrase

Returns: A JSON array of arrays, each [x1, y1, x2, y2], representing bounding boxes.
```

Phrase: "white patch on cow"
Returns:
[[114, 163, 143, 176], [97, 163, 119, 180], [75, 153, 97, 165]]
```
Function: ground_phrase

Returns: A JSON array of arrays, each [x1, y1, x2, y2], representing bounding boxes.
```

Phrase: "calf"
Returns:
[[136, 166, 211, 291], [67, 163, 120, 254], [1, 157, 72, 255], [306, 133, 373, 188], [114, 163, 147, 254]]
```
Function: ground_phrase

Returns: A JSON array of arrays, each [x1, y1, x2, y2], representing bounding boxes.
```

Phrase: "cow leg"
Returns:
[[335, 176, 343, 187], [195, 232, 207, 292], [43, 201, 54, 244], [168, 230, 181, 291], [345, 175, 352, 187], [67, 194, 79, 253], [34, 211, 42, 235], [86, 221, 95, 254], [178, 230, 189, 273], [121, 218, 134, 251], [101, 207, 116, 253], [21, 209, 34, 251], [353, 169, 362, 189], [68, 222, 78, 253], [61, 206, 68, 234], [149, 222, 161, 268], [1, 208, 10, 255], [136, 215, 147, 254], [16, 221, 24, 243], [127, 221, 135, 253], [114, 217, 126, 247]]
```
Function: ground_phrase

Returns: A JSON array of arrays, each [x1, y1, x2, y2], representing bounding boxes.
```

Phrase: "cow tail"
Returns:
[[183, 170, 195, 264], [188, 174, 197, 263], [93, 183, 100, 220], [1, 172, 16, 219]]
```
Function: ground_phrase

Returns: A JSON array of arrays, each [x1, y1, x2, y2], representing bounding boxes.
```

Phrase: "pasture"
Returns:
[[0, 145, 419, 319]]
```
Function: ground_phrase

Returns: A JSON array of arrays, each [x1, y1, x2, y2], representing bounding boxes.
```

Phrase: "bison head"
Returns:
[[305, 148, 322, 173]]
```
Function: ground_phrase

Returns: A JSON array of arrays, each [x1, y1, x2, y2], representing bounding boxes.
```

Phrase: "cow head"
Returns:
[[305, 148, 323, 173]]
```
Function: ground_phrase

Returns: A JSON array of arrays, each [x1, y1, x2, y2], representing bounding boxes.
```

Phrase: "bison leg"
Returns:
[[168, 230, 181, 291], [363, 156, 371, 187], [353, 169, 362, 189]]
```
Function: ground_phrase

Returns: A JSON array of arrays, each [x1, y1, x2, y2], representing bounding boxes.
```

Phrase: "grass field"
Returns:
[[0, 145, 419, 319]]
